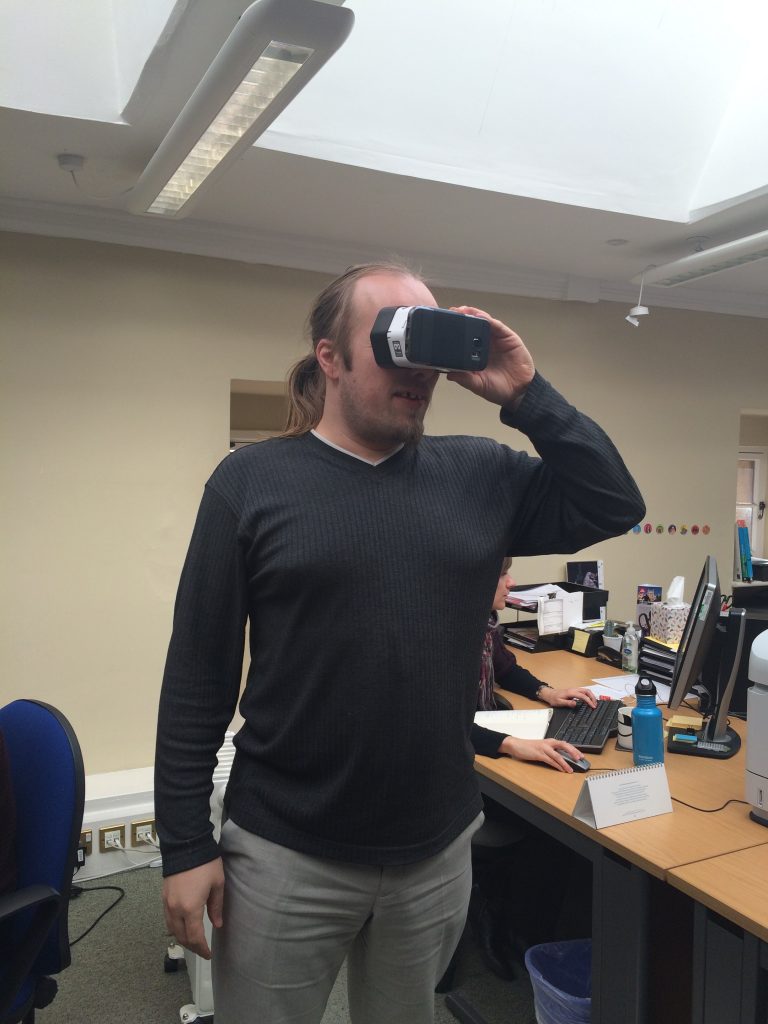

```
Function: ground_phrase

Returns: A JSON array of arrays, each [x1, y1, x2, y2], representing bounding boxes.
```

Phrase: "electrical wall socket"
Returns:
[[79, 829, 93, 856], [99, 823, 126, 853], [131, 818, 156, 847]]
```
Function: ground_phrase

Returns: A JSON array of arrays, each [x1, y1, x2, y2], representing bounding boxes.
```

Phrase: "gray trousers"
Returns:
[[211, 814, 483, 1024]]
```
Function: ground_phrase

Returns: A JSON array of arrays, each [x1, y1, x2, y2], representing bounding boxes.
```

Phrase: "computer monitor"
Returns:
[[666, 554, 747, 759]]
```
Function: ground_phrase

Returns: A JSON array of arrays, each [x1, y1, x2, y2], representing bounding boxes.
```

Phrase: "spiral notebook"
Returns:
[[572, 763, 672, 829]]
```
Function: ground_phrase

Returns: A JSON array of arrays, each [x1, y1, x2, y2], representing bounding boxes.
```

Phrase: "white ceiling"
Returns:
[[1, 0, 767, 317]]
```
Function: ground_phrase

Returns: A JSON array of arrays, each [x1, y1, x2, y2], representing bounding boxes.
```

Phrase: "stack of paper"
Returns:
[[638, 635, 677, 689], [473, 708, 553, 739], [505, 584, 584, 635], [587, 674, 670, 705]]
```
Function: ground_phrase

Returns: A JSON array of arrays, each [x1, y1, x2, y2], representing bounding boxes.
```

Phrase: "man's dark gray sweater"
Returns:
[[155, 374, 645, 875]]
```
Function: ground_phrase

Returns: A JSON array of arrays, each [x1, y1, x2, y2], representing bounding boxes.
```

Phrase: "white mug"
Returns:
[[616, 704, 633, 750]]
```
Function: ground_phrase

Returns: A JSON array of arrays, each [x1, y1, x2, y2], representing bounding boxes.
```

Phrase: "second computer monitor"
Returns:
[[667, 554, 746, 758], [667, 554, 720, 713]]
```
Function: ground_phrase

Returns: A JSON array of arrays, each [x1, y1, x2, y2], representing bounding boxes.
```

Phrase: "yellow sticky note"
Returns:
[[668, 714, 703, 732], [572, 630, 589, 654]]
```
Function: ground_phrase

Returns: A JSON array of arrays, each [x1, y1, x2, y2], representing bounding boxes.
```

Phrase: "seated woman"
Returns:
[[465, 562, 594, 977], [472, 560, 596, 770]]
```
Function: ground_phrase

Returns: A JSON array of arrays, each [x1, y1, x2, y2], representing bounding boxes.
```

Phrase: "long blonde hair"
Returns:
[[282, 260, 421, 437]]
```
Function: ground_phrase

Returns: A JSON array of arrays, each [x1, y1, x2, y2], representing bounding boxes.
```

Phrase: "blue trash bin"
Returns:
[[524, 939, 592, 1024]]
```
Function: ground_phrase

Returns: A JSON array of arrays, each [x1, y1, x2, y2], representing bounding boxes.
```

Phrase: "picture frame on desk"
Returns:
[[636, 585, 662, 605], [567, 559, 604, 590]]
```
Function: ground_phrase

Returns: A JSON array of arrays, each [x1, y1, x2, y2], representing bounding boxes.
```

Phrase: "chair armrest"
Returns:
[[0, 884, 60, 924]]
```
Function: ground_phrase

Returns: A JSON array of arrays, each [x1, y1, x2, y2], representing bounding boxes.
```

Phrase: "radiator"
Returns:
[[175, 731, 236, 1024]]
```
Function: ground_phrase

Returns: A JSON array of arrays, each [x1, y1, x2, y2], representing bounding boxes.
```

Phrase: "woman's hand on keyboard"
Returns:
[[538, 686, 597, 708], [497, 736, 584, 772]]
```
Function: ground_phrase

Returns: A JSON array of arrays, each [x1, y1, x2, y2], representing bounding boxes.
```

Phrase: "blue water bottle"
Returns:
[[632, 677, 664, 766]]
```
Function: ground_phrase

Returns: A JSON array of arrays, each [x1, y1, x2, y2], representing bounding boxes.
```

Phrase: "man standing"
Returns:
[[156, 261, 644, 1023]]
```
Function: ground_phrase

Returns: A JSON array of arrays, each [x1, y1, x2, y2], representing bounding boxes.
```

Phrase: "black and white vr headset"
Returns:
[[370, 306, 490, 372]]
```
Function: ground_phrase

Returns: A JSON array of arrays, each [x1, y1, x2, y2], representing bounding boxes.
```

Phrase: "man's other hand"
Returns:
[[162, 858, 225, 960]]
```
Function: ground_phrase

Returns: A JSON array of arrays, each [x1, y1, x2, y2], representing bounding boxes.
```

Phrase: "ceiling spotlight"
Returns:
[[625, 271, 650, 327]]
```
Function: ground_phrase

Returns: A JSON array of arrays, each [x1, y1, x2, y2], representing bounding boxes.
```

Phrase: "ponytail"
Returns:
[[282, 353, 325, 437]]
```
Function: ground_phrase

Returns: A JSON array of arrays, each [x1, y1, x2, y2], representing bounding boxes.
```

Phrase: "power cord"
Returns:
[[69, 884, 125, 946], [56, 155, 133, 200], [671, 796, 751, 813], [585, 767, 750, 813], [68, 832, 163, 944], [111, 836, 162, 869]]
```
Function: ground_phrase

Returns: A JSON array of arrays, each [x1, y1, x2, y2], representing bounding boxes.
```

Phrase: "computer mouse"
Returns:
[[493, 692, 513, 710], [560, 752, 591, 773]]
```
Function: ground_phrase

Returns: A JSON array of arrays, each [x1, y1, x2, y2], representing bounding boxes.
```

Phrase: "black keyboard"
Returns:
[[546, 699, 622, 753]]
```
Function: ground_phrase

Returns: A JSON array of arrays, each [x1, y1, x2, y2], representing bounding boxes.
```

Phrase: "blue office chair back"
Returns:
[[0, 700, 85, 977]]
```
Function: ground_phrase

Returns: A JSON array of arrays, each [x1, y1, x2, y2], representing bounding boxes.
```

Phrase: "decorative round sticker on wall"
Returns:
[[635, 521, 707, 537]]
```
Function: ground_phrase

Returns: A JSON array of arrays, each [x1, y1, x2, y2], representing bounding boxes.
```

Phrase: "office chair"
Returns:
[[439, 808, 589, 1024], [0, 700, 85, 1024], [436, 811, 526, 1023]]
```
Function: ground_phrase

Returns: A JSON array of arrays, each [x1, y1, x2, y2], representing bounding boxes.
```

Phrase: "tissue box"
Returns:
[[650, 602, 690, 644]]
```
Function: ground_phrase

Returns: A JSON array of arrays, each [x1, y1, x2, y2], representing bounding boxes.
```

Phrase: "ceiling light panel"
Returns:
[[637, 228, 768, 287], [126, 0, 353, 219], [148, 43, 312, 216]]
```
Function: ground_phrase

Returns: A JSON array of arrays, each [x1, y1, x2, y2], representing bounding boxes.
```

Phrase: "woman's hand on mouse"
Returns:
[[537, 686, 597, 708], [497, 736, 584, 772]]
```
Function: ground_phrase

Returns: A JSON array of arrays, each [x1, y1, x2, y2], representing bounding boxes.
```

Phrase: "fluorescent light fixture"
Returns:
[[127, 0, 353, 218], [146, 42, 314, 217], [635, 228, 768, 287]]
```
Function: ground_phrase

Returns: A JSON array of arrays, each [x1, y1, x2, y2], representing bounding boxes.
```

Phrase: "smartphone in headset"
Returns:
[[370, 306, 489, 372]]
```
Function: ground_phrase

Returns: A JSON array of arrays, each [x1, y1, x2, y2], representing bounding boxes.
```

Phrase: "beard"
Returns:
[[338, 385, 427, 449]]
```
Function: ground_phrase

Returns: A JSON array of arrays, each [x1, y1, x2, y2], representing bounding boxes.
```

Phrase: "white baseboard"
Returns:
[[78, 767, 160, 880], [77, 734, 236, 881]]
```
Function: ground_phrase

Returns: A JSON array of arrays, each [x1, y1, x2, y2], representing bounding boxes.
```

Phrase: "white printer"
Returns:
[[746, 629, 768, 826]]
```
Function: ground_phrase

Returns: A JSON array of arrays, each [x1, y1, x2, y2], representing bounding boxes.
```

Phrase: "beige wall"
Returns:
[[740, 415, 768, 446], [2, 231, 767, 775]]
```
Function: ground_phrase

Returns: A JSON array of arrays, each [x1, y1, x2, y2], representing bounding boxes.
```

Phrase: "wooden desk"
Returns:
[[668, 847, 768, 1023], [475, 650, 768, 1024], [482, 651, 764, 875], [669, 846, 768, 944]]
